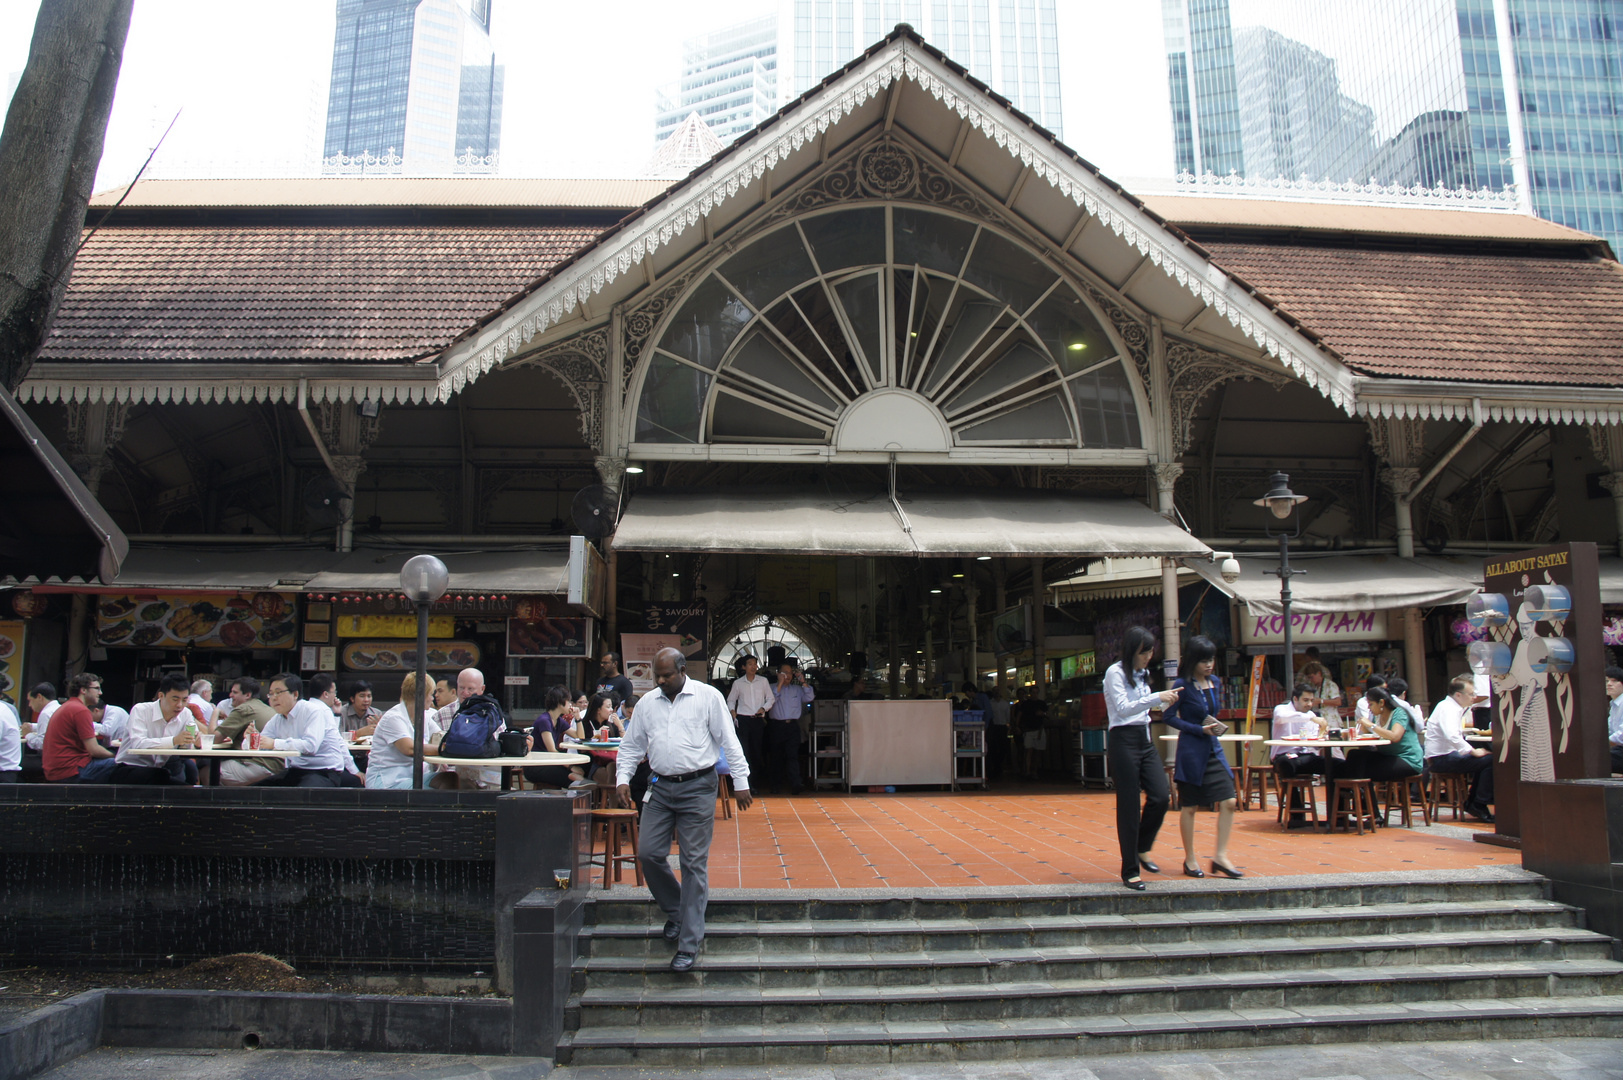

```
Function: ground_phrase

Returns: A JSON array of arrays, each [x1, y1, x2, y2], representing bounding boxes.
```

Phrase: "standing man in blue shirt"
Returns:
[[618, 647, 751, 972], [764, 662, 814, 796]]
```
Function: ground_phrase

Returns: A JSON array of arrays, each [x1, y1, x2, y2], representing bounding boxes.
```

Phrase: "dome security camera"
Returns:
[[1219, 556, 1241, 584]]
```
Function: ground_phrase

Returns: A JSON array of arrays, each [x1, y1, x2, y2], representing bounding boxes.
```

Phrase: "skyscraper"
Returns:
[[1163, 0, 1623, 247], [324, 0, 504, 173], [654, 16, 779, 148], [783, 0, 1064, 139]]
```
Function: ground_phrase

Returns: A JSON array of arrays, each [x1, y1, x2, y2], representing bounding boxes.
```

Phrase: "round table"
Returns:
[[138, 745, 300, 786], [424, 750, 591, 791]]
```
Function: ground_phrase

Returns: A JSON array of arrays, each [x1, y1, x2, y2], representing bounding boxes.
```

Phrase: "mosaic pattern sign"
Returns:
[[96, 593, 299, 650]]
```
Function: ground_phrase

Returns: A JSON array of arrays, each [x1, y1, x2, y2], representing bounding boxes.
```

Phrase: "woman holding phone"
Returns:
[[1165, 635, 1242, 878], [1104, 626, 1182, 891]]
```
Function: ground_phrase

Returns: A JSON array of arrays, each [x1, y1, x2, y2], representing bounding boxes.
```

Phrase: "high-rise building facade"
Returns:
[[1164, 0, 1623, 248], [783, 0, 1064, 139], [654, 16, 779, 148], [324, 0, 504, 172]]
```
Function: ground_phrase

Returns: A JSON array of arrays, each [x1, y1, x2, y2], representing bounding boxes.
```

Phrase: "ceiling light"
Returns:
[[930, 588, 942, 593], [952, 573, 964, 578], [624, 465, 644, 475], [672, 572, 680, 577], [1067, 342, 1086, 351], [976, 555, 991, 561]]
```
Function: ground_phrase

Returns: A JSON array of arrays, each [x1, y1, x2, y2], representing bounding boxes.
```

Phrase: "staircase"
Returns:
[[556, 869, 1623, 1066]]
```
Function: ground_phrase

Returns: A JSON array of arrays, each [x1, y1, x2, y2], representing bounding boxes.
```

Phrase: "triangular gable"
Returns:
[[434, 27, 1358, 414]]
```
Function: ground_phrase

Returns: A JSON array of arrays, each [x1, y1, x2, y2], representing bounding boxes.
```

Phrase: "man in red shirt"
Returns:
[[42, 672, 116, 783]]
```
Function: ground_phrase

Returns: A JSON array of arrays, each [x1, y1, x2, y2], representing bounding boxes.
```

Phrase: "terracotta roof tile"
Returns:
[[1202, 241, 1623, 387], [42, 224, 604, 364]]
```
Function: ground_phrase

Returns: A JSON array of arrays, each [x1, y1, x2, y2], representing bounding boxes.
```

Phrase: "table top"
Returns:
[[578, 740, 622, 750], [1264, 738, 1388, 749], [424, 751, 590, 768], [137, 746, 300, 758], [1159, 734, 1263, 742]]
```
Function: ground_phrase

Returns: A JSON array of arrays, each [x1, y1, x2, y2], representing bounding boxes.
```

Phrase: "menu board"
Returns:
[[508, 614, 591, 658], [336, 614, 455, 639], [95, 593, 299, 650], [342, 640, 481, 672], [0, 621, 22, 704]]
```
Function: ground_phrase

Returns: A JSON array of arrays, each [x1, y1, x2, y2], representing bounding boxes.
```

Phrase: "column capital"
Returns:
[[594, 455, 628, 490], [1379, 466, 1421, 497], [1151, 462, 1184, 492], [1600, 472, 1623, 498]]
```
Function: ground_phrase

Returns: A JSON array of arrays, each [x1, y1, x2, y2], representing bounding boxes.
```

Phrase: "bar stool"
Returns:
[[716, 762, 735, 820], [1276, 775, 1320, 829], [588, 808, 643, 888], [1331, 778, 1379, 835], [1240, 763, 1274, 812], [1375, 777, 1429, 827], [1164, 764, 1180, 810], [1425, 772, 1469, 822]]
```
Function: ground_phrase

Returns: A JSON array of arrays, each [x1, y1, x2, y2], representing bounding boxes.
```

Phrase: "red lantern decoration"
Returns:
[[10, 590, 47, 619]]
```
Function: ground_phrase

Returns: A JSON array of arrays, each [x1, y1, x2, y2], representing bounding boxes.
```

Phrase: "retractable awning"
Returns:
[[303, 548, 570, 594], [1601, 558, 1623, 605], [612, 488, 1212, 559], [1186, 552, 1483, 615]]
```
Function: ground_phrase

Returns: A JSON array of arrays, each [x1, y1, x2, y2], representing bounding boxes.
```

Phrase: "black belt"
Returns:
[[654, 764, 714, 783]]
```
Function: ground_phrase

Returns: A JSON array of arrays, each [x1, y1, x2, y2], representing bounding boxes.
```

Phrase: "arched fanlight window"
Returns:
[[635, 206, 1145, 451], [711, 616, 820, 683]]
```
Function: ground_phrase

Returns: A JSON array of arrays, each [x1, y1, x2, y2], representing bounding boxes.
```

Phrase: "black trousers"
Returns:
[[736, 715, 766, 783], [1107, 725, 1168, 879], [523, 764, 574, 789], [986, 726, 1010, 781], [1611, 745, 1623, 775], [1273, 751, 1326, 779], [109, 763, 179, 785], [1427, 751, 1493, 807], [0, 771, 18, 783], [262, 767, 344, 788], [764, 718, 802, 793]]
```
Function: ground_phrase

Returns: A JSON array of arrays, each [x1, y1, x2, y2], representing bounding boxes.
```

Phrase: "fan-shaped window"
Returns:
[[635, 206, 1147, 452]]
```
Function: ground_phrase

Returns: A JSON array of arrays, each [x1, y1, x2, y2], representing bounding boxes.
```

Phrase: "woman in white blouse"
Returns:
[[1104, 626, 1181, 891], [365, 672, 443, 790]]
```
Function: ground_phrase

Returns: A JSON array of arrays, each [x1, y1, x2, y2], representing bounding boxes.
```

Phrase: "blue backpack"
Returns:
[[440, 693, 506, 758]]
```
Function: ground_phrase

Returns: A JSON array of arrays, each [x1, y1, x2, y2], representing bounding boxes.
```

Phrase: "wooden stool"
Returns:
[[1239, 763, 1274, 812], [1425, 772, 1469, 822], [716, 772, 734, 819], [1331, 778, 1379, 835], [1276, 775, 1320, 829], [1164, 764, 1180, 810], [1376, 777, 1429, 828], [588, 808, 643, 888]]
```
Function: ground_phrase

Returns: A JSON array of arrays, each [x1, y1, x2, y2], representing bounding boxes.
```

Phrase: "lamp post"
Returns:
[[1254, 473, 1308, 683], [399, 554, 450, 789]]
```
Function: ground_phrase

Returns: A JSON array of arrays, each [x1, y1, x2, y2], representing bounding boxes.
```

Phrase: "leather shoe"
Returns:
[[1121, 875, 1146, 891], [1182, 863, 1205, 878], [662, 919, 679, 943], [1465, 805, 1495, 823], [670, 951, 696, 972], [1210, 860, 1245, 879], [1138, 856, 1161, 874]]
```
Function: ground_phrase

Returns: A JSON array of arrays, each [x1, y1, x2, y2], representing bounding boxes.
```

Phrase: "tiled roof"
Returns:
[[41, 224, 603, 364], [88, 177, 671, 210], [1144, 195, 1599, 245], [1200, 241, 1623, 387]]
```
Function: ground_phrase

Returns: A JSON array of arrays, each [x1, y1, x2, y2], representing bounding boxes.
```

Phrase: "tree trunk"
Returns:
[[0, 0, 134, 391]]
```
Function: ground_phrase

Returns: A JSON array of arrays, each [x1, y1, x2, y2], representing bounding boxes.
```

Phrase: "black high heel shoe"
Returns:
[[1121, 875, 1146, 892], [1138, 856, 1161, 874], [1210, 860, 1244, 879], [1182, 863, 1205, 878]]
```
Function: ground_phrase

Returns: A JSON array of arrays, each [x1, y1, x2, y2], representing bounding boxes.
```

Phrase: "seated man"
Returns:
[[307, 673, 366, 787], [1425, 674, 1494, 821], [1270, 683, 1325, 828], [21, 682, 59, 752], [213, 676, 284, 787], [93, 702, 130, 743], [259, 673, 354, 787], [42, 673, 117, 783], [116, 673, 202, 784], [339, 679, 382, 737], [1608, 666, 1623, 775], [0, 695, 21, 782]]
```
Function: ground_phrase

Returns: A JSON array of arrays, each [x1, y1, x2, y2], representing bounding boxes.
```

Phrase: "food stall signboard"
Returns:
[[642, 599, 708, 662], [336, 614, 455, 639], [508, 612, 592, 657], [96, 593, 298, 650], [1239, 609, 1388, 646], [621, 632, 695, 693], [0, 621, 22, 704], [342, 640, 481, 672]]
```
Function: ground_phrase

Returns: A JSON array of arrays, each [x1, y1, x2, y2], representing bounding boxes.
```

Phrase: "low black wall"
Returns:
[[1521, 778, 1623, 943]]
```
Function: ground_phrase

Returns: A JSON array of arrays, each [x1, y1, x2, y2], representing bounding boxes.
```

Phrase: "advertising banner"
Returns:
[[620, 632, 693, 694], [641, 599, 708, 662], [1239, 609, 1389, 647], [342, 640, 481, 672], [336, 614, 455, 639], [95, 593, 299, 650], [0, 621, 22, 705], [508, 597, 592, 657]]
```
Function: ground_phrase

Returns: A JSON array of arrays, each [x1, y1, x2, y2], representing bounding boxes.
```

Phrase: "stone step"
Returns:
[[556, 994, 1623, 1066], [587, 875, 1551, 927], [575, 926, 1613, 991], [581, 898, 1581, 958]]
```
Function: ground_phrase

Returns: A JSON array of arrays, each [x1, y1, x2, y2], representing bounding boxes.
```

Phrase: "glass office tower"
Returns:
[[783, 0, 1064, 138], [324, 0, 504, 172], [1165, 0, 1623, 248], [655, 16, 780, 147]]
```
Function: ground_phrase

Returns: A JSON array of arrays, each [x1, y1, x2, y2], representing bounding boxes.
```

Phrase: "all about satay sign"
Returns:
[[1471, 543, 1605, 838]]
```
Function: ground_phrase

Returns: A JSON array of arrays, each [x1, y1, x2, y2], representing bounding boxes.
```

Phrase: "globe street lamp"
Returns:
[[399, 554, 450, 788], [1254, 473, 1308, 685]]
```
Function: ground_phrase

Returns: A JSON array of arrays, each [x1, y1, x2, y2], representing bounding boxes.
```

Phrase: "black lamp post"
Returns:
[[1254, 472, 1308, 682], [399, 554, 450, 789]]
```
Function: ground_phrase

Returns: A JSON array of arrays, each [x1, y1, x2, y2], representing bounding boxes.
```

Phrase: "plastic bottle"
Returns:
[[184, 718, 200, 749]]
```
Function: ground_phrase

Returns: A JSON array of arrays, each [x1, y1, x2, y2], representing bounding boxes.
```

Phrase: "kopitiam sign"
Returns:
[[1239, 609, 1388, 647]]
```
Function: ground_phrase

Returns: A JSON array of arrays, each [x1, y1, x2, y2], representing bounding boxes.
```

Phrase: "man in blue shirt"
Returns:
[[1607, 666, 1623, 775], [763, 662, 814, 796]]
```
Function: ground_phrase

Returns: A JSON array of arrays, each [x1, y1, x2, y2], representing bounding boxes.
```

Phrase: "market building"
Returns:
[[6, 26, 1623, 749]]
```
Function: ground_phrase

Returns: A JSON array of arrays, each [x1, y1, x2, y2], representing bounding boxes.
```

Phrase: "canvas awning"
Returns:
[[612, 488, 1212, 559], [42, 544, 570, 594], [1185, 552, 1483, 615], [1601, 558, 1623, 605]]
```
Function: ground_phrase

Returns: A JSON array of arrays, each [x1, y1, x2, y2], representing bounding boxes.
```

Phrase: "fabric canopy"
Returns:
[[1601, 558, 1623, 605], [86, 545, 569, 594], [1185, 552, 1483, 615], [613, 488, 1212, 559]]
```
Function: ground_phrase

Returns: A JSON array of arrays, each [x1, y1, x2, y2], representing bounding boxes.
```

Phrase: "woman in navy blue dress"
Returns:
[[1165, 635, 1242, 878]]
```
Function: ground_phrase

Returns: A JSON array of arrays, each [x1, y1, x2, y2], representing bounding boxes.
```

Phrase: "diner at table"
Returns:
[[1270, 683, 1327, 828], [1164, 635, 1242, 879], [1424, 674, 1495, 822], [257, 672, 357, 788], [117, 673, 205, 785], [365, 671, 444, 789], [1323, 687, 1424, 786], [524, 685, 589, 790], [211, 676, 284, 786]]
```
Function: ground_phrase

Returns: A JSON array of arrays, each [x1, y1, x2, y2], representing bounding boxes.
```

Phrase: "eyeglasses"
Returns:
[[268, 688, 292, 697]]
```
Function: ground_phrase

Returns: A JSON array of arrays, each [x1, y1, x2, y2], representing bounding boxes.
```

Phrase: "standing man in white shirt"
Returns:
[[618, 647, 751, 972], [1426, 675, 1495, 821], [724, 655, 774, 785], [0, 697, 21, 781], [259, 672, 353, 787]]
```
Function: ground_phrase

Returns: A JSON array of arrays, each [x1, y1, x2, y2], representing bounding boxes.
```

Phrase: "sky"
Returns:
[[0, 0, 1173, 192]]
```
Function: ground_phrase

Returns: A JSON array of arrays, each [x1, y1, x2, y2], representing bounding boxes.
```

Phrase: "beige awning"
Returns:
[[1186, 552, 1484, 615], [1602, 558, 1623, 605], [303, 548, 570, 594], [613, 488, 1212, 559]]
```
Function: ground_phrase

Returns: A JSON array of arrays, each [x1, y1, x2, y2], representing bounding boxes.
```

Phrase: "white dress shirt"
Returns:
[[725, 674, 775, 718], [1424, 695, 1472, 759], [119, 700, 191, 769], [369, 702, 443, 772], [95, 704, 130, 742], [618, 677, 750, 791], [262, 698, 352, 772], [1270, 702, 1322, 759], [24, 699, 59, 751], [0, 701, 20, 772], [1102, 662, 1160, 728]]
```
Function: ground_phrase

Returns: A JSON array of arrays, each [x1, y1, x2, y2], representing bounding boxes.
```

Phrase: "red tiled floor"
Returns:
[[684, 785, 1514, 889]]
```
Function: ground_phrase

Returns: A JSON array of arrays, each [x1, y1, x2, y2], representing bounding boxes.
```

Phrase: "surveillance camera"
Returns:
[[1220, 557, 1241, 584]]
